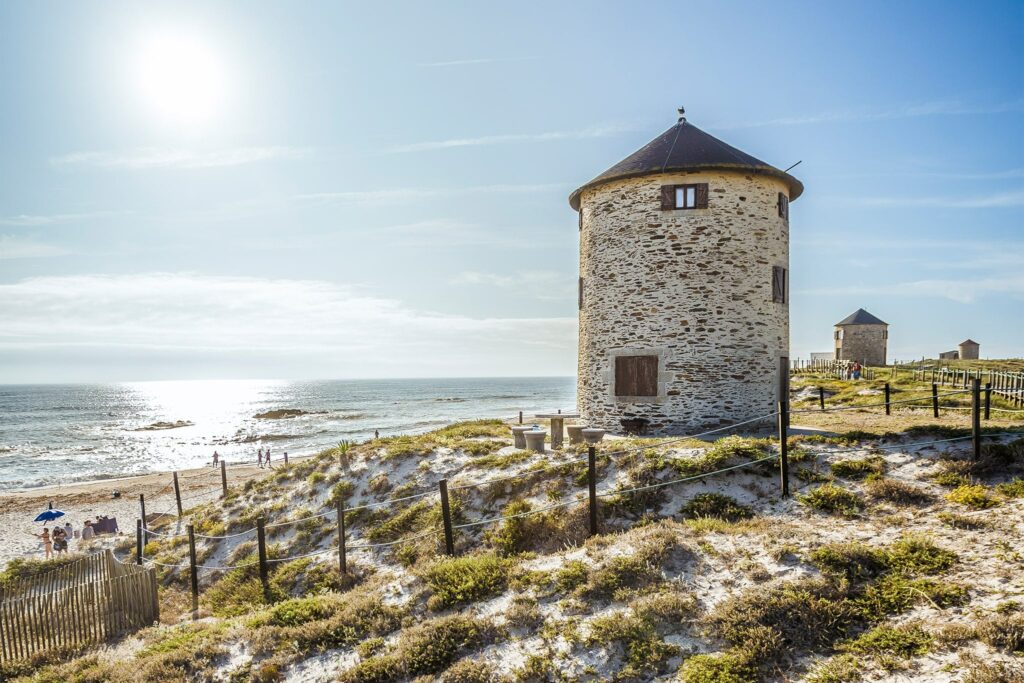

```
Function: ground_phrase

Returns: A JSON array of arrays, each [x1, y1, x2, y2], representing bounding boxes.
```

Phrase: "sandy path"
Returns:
[[0, 456, 313, 568]]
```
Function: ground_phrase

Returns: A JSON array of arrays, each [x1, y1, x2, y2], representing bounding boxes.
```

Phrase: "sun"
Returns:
[[134, 32, 229, 127]]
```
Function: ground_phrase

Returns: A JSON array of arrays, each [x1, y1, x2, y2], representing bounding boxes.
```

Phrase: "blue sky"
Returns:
[[0, 0, 1021, 382]]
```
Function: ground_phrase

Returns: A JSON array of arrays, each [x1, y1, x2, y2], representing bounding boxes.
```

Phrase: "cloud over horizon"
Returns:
[[50, 147, 311, 170]]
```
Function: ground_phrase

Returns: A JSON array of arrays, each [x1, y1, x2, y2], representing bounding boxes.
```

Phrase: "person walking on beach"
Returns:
[[212, 451, 220, 468], [266, 447, 273, 469], [374, 429, 380, 439], [256, 447, 263, 468], [31, 528, 53, 559]]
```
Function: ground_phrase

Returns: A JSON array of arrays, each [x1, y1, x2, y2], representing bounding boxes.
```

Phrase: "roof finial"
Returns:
[[677, 105, 686, 123]]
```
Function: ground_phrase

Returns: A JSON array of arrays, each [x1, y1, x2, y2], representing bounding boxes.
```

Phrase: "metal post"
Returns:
[[777, 400, 790, 498], [187, 525, 199, 618], [256, 517, 270, 601], [884, 383, 891, 416], [518, 411, 523, 425], [984, 382, 992, 421], [931, 383, 939, 419], [587, 446, 598, 537], [172, 471, 183, 517], [136, 519, 143, 566], [220, 461, 228, 498], [337, 500, 347, 575], [439, 479, 455, 556], [139, 493, 147, 531], [972, 379, 981, 461], [819, 386, 825, 411]]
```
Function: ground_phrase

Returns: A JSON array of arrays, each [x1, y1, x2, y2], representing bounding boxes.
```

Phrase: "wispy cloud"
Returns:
[[369, 219, 548, 248], [293, 183, 566, 206], [0, 273, 575, 376], [51, 146, 311, 170], [0, 210, 126, 226], [417, 56, 537, 68], [713, 99, 1024, 130], [449, 270, 573, 299], [388, 124, 632, 153], [837, 188, 1024, 209], [799, 273, 1024, 304], [0, 236, 70, 259]]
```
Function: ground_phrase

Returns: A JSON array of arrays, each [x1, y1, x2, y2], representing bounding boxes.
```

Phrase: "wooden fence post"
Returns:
[[136, 519, 143, 566], [931, 383, 939, 419], [283, 452, 289, 467], [220, 461, 228, 499], [337, 500, 347, 575], [884, 383, 891, 415], [984, 382, 991, 421], [518, 411, 523, 425], [256, 518, 270, 602], [777, 400, 790, 498], [972, 378, 981, 462], [587, 446, 598, 537], [439, 479, 455, 556], [172, 472, 183, 517], [819, 387, 825, 411], [139, 493, 147, 531], [187, 525, 198, 619]]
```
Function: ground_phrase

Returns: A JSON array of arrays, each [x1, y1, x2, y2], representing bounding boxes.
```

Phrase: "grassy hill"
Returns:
[[4, 409, 1024, 683]]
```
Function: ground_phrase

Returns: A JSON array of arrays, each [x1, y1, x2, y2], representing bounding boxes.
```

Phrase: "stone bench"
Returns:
[[524, 430, 547, 453], [510, 425, 533, 449]]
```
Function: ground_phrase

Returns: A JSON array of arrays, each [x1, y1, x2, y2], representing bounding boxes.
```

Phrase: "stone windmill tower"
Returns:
[[834, 309, 888, 365], [569, 108, 803, 435]]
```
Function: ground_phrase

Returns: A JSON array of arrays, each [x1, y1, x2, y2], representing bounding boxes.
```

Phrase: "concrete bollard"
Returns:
[[581, 428, 605, 445], [524, 430, 547, 454], [566, 425, 585, 445], [511, 425, 532, 449]]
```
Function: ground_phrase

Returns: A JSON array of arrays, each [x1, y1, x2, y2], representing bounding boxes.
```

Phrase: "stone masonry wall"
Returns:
[[577, 171, 790, 435], [835, 324, 887, 366]]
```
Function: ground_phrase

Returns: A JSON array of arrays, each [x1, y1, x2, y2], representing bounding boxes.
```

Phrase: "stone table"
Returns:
[[535, 413, 580, 450]]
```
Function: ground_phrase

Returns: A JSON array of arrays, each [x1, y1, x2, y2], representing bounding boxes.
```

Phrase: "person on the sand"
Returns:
[[212, 451, 220, 468], [81, 520, 95, 541], [52, 527, 68, 555], [266, 447, 273, 469], [64, 521, 73, 540], [852, 361, 862, 380], [31, 527, 53, 559]]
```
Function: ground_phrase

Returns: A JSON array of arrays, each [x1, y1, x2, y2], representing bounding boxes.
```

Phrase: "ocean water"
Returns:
[[0, 377, 576, 490]]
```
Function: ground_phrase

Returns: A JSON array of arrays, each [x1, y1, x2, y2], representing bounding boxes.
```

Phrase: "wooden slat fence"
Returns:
[[0, 550, 158, 665], [913, 366, 1024, 407]]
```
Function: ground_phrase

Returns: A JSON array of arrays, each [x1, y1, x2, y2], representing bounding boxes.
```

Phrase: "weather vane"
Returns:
[[677, 105, 686, 123]]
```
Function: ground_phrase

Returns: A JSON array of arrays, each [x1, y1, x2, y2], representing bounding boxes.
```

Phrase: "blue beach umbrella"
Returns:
[[34, 509, 65, 523]]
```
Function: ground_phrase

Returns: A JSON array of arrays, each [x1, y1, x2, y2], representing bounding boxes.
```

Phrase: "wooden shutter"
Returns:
[[778, 193, 788, 219], [615, 355, 659, 397], [695, 184, 709, 209], [578, 277, 583, 309], [660, 185, 676, 210], [772, 266, 787, 303]]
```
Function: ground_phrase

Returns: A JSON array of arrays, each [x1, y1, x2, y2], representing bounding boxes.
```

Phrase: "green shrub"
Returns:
[[555, 560, 589, 593], [581, 553, 663, 600], [484, 500, 561, 556], [853, 574, 967, 619], [340, 615, 495, 682], [586, 613, 678, 677], [830, 456, 884, 480], [679, 652, 756, 683], [840, 623, 932, 658], [996, 478, 1024, 498], [326, 480, 355, 507], [805, 654, 863, 683], [884, 535, 957, 575], [440, 659, 502, 683], [798, 483, 864, 517], [679, 493, 754, 522], [937, 512, 989, 529], [809, 542, 888, 582], [946, 484, 999, 510], [419, 553, 509, 610], [864, 477, 934, 505]]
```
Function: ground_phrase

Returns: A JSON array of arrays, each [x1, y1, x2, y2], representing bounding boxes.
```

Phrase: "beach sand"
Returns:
[[0, 457, 310, 568]]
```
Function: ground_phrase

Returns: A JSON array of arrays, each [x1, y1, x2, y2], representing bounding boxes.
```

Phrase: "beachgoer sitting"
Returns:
[[52, 528, 68, 555], [81, 520, 95, 541]]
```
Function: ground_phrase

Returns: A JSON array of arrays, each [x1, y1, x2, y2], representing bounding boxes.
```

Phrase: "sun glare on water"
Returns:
[[134, 32, 230, 126]]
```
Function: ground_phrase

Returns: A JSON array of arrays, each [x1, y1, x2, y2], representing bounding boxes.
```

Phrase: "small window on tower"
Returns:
[[778, 193, 789, 220], [614, 355, 659, 397], [772, 266, 787, 304], [661, 184, 708, 210], [578, 277, 584, 309]]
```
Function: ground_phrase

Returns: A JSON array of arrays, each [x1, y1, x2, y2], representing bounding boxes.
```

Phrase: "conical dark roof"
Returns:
[[569, 117, 803, 210], [959, 339, 979, 346], [836, 309, 887, 326]]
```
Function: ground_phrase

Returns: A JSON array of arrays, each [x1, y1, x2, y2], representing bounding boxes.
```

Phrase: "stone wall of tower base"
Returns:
[[835, 325, 887, 366], [577, 171, 789, 436]]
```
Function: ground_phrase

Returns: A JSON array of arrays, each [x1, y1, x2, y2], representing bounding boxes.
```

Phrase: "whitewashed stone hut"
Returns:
[[958, 339, 980, 360], [834, 309, 888, 366], [569, 108, 803, 435]]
